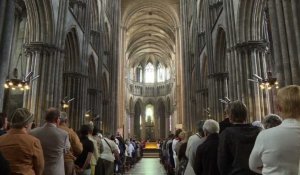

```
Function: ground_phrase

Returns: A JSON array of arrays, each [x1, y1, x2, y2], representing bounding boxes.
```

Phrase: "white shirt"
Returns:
[[172, 138, 180, 167], [100, 138, 118, 162], [249, 119, 300, 175], [184, 133, 206, 175], [127, 143, 135, 157]]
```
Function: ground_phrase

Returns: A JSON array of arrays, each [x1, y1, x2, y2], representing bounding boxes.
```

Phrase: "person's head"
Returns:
[[178, 131, 186, 140], [10, 108, 34, 131], [196, 120, 205, 136], [45, 108, 60, 125], [92, 127, 100, 136], [228, 100, 247, 123], [175, 128, 182, 138], [168, 133, 174, 140], [252, 121, 264, 130], [0, 113, 8, 130], [59, 112, 68, 125], [262, 114, 282, 129], [203, 119, 220, 136], [80, 124, 93, 136], [276, 85, 300, 119], [224, 103, 231, 119]]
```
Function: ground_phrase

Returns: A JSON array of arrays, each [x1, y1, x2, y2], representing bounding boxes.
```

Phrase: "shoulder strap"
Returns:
[[195, 133, 202, 139], [103, 138, 113, 153]]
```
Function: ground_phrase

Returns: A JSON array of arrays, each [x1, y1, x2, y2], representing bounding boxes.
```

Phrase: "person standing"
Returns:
[[194, 119, 220, 175], [0, 108, 44, 175], [96, 134, 119, 175], [59, 112, 83, 175], [75, 125, 94, 175], [31, 108, 70, 175], [184, 120, 206, 175], [218, 101, 260, 175], [249, 85, 300, 175]]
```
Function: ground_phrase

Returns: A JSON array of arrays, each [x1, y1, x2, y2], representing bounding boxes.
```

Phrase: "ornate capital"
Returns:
[[235, 40, 269, 52], [24, 42, 63, 54], [63, 72, 88, 78], [87, 88, 102, 94], [208, 72, 228, 80]]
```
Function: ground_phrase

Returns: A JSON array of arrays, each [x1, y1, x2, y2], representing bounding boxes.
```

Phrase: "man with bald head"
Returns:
[[31, 108, 71, 175]]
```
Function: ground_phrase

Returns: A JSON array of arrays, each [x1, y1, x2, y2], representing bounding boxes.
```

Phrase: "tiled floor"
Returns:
[[125, 158, 167, 175]]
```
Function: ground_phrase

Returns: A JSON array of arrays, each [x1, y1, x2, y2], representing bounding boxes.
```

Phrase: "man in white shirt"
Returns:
[[95, 134, 119, 175], [172, 129, 182, 169], [249, 85, 300, 175], [184, 120, 205, 175]]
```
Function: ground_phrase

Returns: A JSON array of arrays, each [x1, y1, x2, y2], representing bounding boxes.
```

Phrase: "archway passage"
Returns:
[[62, 28, 81, 129], [157, 100, 166, 139], [134, 101, 142, 139], [120, 0, 181, 141]]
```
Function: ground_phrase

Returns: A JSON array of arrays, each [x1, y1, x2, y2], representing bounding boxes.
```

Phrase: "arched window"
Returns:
[[145, 104, 154, 123], [136, 65, 143, 82], [157, 63, 165, 82], [145, 62, 155, 83], [166, 67, 170, 80]]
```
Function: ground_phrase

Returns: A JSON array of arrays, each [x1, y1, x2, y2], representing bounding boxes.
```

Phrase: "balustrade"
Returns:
[[127, 80, 173, 97]]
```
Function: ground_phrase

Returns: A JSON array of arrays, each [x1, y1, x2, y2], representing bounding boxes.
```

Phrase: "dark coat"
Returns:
[[194, 133, 220, 175], [0, 152, 10, 175], [218, 124, 260, 175], [219, 118, 232, 133]]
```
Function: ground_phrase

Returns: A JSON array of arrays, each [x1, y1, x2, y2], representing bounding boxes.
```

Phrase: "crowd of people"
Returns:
[[0, 85, 300, 175], [0, 108, 143, 175], [159, 85, 300, 175]]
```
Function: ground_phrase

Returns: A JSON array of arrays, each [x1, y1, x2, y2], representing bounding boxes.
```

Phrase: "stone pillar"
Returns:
[[23, 43, 64, 126], [129, 112, 134, 138], [0, 0, 15, 111]]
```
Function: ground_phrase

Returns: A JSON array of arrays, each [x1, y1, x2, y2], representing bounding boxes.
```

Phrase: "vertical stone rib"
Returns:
[[275, 0, 292, 84], [282, 0, 300, 84]]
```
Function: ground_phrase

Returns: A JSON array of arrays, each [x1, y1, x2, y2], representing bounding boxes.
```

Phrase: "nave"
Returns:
[[125, 158, 166, 175]]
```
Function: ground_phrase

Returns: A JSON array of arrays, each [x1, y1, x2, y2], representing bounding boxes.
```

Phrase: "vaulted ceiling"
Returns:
[[122, 0, 179, 68]]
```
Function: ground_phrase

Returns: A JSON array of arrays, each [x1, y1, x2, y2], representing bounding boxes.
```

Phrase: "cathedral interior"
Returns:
[[1, 0, 300, 140]]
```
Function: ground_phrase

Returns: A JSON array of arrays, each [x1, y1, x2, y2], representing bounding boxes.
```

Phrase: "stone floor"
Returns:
[[125, 158, 167, 175]]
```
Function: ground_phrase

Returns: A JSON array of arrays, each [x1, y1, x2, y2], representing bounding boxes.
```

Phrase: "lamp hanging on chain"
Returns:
[[4, 51, 39, 91]]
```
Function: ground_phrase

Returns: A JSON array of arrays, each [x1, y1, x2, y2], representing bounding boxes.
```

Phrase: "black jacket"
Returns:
[[219, 118, 232, 133], [218, 124, 260, 175], [194, 133, 220, 175]]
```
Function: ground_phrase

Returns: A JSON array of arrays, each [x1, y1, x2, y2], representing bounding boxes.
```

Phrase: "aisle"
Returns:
[[125, 158, 167, 175]]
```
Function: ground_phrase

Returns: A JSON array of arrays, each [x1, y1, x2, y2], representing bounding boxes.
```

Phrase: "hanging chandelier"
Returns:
[[61, 97, 75, 109], [4, 52, 39, 91], [248, 71, 279, 90], [4, 69, 38, 91]]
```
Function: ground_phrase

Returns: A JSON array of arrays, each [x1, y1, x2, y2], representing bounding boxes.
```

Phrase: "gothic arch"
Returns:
[[87, 56, 97, 120], [133, 98, 143, 139], [157, 98, 166, 138], [215, 27, 227, 73], [237, 0, 267, 42], [90, 0, 100, 31], [25, 0, 54, 43], [129, 97, 134, 113], [63, 28, 80, 72], [62, 28, 81, 129]]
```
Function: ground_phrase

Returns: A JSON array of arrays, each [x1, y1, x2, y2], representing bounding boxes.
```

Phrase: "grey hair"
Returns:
[[203, 119, 220, 134], [60, 112, 68, 122], [262, 114, 282, 129]]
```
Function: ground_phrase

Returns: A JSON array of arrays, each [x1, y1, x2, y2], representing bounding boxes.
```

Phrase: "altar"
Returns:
[[144, 142, 159, 149]]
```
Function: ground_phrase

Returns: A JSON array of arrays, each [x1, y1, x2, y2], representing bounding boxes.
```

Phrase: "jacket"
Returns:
[[0, 129, 44, 175], [31, 123, 70, 175], [59, 124, 83, 162], [218, 124, 260, 175], [194, 133, 220, 175]]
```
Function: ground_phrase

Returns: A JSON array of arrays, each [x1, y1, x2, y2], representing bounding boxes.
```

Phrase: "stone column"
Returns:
[[23, 43, 63, 126], [0, 0, 15, 111]]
